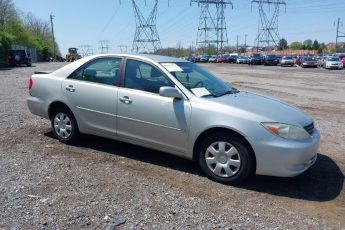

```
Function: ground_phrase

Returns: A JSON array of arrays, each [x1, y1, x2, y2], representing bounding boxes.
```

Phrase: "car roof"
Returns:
[[81, 54, 188, 63]]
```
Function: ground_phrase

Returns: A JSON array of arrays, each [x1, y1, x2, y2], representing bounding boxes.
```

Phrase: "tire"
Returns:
[[198, 132, 254, 184], [51, 106, 80, 144]]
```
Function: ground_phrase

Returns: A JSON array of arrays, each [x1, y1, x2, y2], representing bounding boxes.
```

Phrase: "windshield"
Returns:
[[161, 62, 234, 97], [283, 56, 292, 60], [328, 57, 340, 61]]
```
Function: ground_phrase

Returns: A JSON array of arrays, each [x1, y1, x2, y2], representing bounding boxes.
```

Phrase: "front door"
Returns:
[[117, 59, 191, 153]]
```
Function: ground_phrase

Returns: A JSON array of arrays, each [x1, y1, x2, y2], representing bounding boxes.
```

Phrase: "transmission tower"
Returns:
[[119, 45, 130, 53], [191, 0, 233, 54], [99, 40, 111, 54], [251, 0, 286, 50], [131, 0, 162, 53], [335, 18, 345, 52], [79, 45, 94, 57]]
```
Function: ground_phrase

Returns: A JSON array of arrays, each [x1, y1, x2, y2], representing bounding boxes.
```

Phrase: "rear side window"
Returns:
[[69, 58, 122, 86]]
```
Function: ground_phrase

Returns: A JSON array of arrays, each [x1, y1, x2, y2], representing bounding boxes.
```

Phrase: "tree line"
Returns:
[[0, 0, 60, 63]]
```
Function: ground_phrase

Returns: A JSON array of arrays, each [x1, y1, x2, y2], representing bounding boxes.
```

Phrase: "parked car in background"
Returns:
[[342, 57, 345, 67], [216, 55, 226, 63], [280, 56, 295, 67], [236, 56, 248, 64], [186, 56, 196, 63], [27, 54, 319, 184], [263, 54, 279, 66], [208, 55, 218, 63], [248, 53, 262, 65], [300, 57, 318, 68], [324, 57, 343, 70], [8, 50, 32, 67], [199, 55, 210, 63], [225, 55, 238, 63]]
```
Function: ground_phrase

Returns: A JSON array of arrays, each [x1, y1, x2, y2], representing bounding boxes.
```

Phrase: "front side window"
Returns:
[[69, 58, 121, 86], [124, 59, 173, 94], [161, 62, 234, 97]]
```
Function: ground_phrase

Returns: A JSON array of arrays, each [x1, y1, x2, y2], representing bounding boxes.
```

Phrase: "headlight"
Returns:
[[261, 122, 311, 140]]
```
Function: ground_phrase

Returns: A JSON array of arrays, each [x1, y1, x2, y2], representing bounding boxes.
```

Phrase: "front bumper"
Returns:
[[252, 128, 320, 177]]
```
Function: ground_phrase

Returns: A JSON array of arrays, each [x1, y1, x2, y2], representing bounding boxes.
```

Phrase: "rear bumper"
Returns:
[[252, 128, 320, 177], [27, 96, 49, 119]]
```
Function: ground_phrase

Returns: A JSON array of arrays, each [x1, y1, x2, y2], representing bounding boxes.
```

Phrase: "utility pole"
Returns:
[[50, 13, 56, 60], [236, 35, 239, 52], [335, 18, 345, 52], [244, 34, 248, 51]]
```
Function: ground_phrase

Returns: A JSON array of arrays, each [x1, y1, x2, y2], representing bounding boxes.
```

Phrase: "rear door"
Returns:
[[62, 57, 122, 135]]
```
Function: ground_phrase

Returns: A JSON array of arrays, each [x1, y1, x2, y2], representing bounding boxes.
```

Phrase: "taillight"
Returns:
[[29, 77, 33, 90]]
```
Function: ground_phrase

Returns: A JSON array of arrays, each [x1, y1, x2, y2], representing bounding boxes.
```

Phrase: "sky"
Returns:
[[13, 0, 345, 56]]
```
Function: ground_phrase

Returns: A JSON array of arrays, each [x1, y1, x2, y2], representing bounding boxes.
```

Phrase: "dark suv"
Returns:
[[248, 53, 263, 65], [263, 54, 279, 66], [8, 50, 32, 67]]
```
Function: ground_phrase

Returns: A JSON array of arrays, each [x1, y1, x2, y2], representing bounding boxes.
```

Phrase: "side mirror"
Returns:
[[159, 86, 183, 99]]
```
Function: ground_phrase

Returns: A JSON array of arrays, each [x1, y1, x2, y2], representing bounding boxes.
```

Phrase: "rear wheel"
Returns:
[[51, 107, 80, 144], [198, 132, 254, 184]]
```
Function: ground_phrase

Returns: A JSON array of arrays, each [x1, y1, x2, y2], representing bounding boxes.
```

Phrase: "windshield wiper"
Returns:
[[213, 88, 240, 97]]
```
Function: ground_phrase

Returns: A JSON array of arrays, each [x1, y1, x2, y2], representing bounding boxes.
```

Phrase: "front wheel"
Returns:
[[51, 107, 80, 144], [198, 132, 254, 184]]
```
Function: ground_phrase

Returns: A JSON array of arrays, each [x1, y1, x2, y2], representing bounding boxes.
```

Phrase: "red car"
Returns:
[[342, 57, 345, 66], [216, 55, 226, 63]]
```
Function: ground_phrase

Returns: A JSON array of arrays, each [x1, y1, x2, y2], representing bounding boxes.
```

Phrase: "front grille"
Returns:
[[304, 123, 314, 135]]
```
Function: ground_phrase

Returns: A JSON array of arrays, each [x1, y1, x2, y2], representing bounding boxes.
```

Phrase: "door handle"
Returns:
[[66, 85, 75, 92], [119, 96, 132, 104]]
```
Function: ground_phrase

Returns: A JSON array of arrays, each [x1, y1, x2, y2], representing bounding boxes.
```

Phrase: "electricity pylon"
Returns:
[[131, 0, 162, 53], [99, 40, 111, 54], [191, 0, 233, 54], [251, 0, 286, 50]]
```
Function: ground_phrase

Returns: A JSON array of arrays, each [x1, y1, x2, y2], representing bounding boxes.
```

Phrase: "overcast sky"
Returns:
[[13, 0, 345, 55]]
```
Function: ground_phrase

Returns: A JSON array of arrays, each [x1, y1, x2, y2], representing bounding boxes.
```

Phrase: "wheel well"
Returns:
[[193, 127, 257, 170], [48, 101, 73, 119]]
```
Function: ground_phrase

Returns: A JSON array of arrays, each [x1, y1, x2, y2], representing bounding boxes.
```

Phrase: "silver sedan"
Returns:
[[27, 54, 319, 184]]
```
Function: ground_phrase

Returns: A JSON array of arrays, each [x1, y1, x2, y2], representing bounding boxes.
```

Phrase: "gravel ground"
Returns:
[[0, 62, 344, 229]]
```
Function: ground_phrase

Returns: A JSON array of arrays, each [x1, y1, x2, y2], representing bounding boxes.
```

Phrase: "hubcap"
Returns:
[[54, 113, 72, 139], [205, 141, 241, 178]]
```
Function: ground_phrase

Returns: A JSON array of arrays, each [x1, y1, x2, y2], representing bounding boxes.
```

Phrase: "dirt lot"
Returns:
[[0, 62, 344, 229]]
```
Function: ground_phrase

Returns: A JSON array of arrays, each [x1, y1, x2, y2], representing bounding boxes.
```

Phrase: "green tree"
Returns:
[[289, 41, 302, 50], [277, 38, 288, 50], [312, 40, 320, 50], [303, 39, 313, 50]]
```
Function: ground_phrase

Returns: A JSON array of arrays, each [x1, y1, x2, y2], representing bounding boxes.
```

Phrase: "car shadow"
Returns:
[[44, 132, 344, 202], [0, 66, 13, 71]]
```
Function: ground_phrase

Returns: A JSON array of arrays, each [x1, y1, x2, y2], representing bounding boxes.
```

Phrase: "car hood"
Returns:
[[208, 91, 312, 127], [326, 61, 341, 64]]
